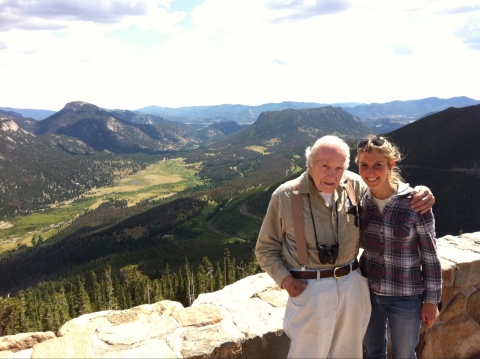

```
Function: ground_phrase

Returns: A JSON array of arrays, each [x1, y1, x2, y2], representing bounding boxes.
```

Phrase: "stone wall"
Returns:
[[418, 231, 480, 359], [0, 232, 479, 358]]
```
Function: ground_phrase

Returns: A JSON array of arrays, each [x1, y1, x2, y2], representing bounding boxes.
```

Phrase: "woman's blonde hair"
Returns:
[[355, 135, 404, 183]]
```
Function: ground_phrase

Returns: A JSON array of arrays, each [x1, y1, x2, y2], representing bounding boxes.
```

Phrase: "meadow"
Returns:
[[0, 158, 202, 252]]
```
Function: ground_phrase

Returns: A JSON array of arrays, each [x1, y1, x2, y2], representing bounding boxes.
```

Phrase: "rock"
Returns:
[[440, 293, 466, 322], [422, 315, 480, 359], [33, 301, 184, 358], [25, 274, 288, 359], [466, 289, 480, 327], [172, 304, 222, 327], [0, 332, 55, 353], [439, 258, 455, 286], [437, 239, 480, 288], [0, 348, 32, 358]]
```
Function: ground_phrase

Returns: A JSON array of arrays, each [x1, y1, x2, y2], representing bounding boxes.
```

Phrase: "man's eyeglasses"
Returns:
[[357, 136, 386, 149]]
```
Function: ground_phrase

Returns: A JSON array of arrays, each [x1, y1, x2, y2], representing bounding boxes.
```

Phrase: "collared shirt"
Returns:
[[359, 182, 442, 303], [255, 170, 365, 286]]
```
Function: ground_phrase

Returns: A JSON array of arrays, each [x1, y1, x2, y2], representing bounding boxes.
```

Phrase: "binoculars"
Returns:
[[317, 244, 339, 265]]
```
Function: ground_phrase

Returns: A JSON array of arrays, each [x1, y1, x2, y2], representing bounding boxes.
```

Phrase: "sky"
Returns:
[[1, 0, 479, 111]]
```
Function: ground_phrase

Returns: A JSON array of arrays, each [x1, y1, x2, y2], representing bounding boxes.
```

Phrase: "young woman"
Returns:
[[355, 135, 442, 359]]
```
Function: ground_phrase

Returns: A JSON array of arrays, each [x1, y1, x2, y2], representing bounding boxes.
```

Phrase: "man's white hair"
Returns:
[[305, 135, 350, 169]]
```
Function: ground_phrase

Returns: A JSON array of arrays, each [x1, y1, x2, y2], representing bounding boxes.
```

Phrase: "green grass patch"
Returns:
[[0, 158, 203, 253]]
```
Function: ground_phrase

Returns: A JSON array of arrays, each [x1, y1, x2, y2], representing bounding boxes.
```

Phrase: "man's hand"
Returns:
[[281, 275, 307, 297], [421, 302, 440, 328], [411, 186, 435, 214]]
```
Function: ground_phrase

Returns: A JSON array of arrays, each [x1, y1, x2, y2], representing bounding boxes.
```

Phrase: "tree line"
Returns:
[[0, 248, 262, 336]]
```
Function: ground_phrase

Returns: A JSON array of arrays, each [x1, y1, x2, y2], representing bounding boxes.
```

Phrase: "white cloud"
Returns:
[[0, 0, 480, 110]]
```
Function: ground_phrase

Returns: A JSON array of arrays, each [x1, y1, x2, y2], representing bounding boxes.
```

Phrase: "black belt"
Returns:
[[290, 259, 359, 280]]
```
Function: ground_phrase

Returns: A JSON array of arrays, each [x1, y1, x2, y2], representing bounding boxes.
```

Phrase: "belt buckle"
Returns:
[[333, 266, 342, 280]]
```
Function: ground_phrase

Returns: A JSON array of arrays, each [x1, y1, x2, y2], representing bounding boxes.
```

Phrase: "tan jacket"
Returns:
[[255, 169, 366, 286]]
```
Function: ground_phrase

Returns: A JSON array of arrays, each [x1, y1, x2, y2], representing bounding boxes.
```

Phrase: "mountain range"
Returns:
[[137, 96, 480, 131], [0, 99, 479, 332], [1, 100, 479, 221], [2, 96, 479, 128], [3, 102, 246, 154]]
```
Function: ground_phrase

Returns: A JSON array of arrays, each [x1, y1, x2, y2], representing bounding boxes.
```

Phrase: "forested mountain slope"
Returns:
[[0, 117, 160, 216]]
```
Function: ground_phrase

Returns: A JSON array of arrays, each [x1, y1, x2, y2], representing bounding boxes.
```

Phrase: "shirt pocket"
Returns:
[[393, 216, 411, 239], [303, 214, 324, 248]]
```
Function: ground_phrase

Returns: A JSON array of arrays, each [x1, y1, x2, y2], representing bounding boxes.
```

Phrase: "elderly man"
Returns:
[[255, 135, 434, 359]]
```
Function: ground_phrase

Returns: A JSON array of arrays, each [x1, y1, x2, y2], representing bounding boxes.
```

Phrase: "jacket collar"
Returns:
[[365, 181, 412, 199], [296, 170, 343, 204]]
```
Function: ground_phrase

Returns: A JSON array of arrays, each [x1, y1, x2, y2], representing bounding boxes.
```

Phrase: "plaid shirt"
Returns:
[[359, 182, 442, 303]]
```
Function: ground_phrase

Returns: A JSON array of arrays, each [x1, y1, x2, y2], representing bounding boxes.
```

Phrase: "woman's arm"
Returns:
[[416, 209, 442, 327]]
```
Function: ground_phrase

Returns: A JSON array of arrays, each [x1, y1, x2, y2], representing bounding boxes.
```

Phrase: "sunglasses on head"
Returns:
[[357, 136, 386, 149]]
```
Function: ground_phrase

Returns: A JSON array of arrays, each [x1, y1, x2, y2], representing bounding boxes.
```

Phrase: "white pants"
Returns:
[[283, 269, 371, 359]]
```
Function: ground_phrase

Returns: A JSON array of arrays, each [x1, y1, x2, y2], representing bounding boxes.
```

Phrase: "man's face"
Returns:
[[309, 145, 346, 193]]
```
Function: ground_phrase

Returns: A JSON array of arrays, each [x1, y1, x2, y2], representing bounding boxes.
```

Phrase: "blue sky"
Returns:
[[1, 0, 479, 111]]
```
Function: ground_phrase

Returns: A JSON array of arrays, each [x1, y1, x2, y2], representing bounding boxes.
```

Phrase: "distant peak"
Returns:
[[0, 118, 20, 132], [63, 101, 95, 111]]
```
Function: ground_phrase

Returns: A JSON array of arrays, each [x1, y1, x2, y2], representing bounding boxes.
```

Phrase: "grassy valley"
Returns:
[[0, 158, 201, 253]]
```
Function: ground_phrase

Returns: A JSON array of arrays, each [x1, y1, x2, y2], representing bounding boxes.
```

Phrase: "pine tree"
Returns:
[[3, 297, 21, 335], [224, 248, 236, 285], [246, 249, 262, 276], [66, 284, 77, 319], [196, 263, 207, 295], [17, 291, 31, 333], [214, 262, 224, 291], [176, 268, 186, 304], [75, 276, 92, 316], [184, 258, 195, 306], [113, 275, 128, 310], [57, 286, 71, 327], [0, 296, 17, 335], [25, 289, 42, 332], [200, 256, 214, 293], [87, 271, 103, 312], [120, 265, 150, 307], [41, 292, 55, 332], [161, 264, 173, 300], [103, 266, 119, 310]]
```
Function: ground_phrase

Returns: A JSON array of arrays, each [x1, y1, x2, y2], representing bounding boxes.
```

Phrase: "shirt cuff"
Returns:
[[275, 267, 294, 288], [423, 290, 441, 304]]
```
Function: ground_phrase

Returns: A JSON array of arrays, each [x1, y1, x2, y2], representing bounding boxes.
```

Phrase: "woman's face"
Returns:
[[358, 150, 394, 193]]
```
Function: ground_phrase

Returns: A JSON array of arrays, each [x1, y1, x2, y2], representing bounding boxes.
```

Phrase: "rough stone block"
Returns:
[[257, 288, 288, 308], [98, 339, 176, 359], [460, 232, 480, 242], [422, 314, 480, 359], [466, 289, 480, 327], [440, 293, 466, 322], [437, 246, 480, 287], [439, 258, 455, 286], [0, 332, 55, 353], [171, 322, 244, 359], [440, 286, 455, 311], [96, 316, 178, 345], [172, 304, 222, 327], [242, 331, 290, 359]]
